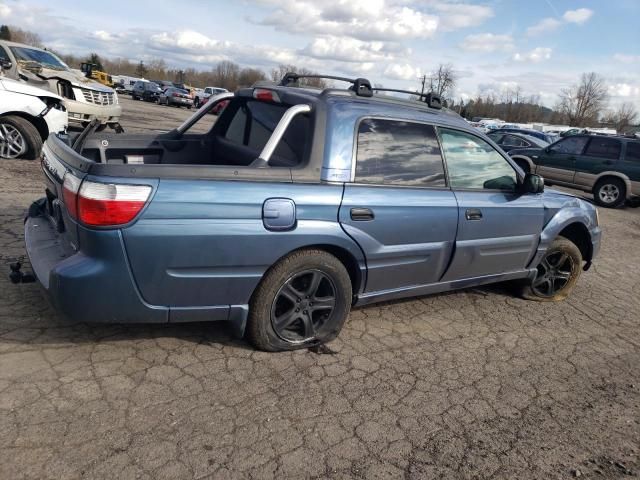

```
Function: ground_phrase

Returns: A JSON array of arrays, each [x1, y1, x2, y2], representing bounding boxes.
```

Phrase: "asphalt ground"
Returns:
[[0, 95, 639, 479]]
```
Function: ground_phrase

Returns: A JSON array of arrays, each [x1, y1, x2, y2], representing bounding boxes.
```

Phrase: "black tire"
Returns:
[[519, 236, 582, 302], [194, 97, 200, 108], [593, 177, 625, 208], [246, 249, 352, 351], [0, 115, 43, 160]]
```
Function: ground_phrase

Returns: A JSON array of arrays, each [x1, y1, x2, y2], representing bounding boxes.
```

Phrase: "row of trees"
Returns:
[[1, 24, 636, 132]]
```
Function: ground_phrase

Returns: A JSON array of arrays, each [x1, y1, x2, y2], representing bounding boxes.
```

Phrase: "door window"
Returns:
[[584, 137, 621, 160], [502, 135, 529, 147], [625, 142, 640, 163], [438, 128, 517, 191], [550, 137, 588, 155], [355, 119, 446, 187], [0, 46, 10, 62]]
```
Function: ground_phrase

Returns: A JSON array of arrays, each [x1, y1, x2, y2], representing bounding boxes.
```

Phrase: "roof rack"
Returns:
[[279, 72, 373, 97], [372, 88, 443, 110]]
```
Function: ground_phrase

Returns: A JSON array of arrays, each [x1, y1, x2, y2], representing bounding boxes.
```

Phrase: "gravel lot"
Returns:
[[1, 97, 639, 479]]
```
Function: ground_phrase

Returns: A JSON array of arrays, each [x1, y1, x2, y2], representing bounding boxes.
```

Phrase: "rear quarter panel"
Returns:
[[121, 180, 365, 307]]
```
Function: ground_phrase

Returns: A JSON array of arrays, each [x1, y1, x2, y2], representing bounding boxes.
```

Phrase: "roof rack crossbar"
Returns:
[[279, 72, 373, 98], [372, 88, 443, 110]]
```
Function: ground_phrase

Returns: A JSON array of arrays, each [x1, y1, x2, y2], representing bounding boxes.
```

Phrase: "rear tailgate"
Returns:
[[40, 135, 91, 250]]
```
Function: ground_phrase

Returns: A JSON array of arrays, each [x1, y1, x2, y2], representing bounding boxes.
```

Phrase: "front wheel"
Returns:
[[0, 115, 42, 160], [593, 178, 625, 208], [246, 249, 352, 351], [194, 97, 200, 108], [520, 236, 582, 302]]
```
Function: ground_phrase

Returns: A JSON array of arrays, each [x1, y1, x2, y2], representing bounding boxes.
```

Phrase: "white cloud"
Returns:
[[383, 63, 421, 80], [301, 36, 405, 63], [512, 47, 552, 63], [254, 1, 439, 41], [94, 30, 114, 41], [526, 17, 562, 36], [0, 3, 11, 18], [459, 33, 514, 53], [563, 8, 593, 24], [608, 83, 640, 98], [613, 53, 640, 64], [430, 3, 494, 30]]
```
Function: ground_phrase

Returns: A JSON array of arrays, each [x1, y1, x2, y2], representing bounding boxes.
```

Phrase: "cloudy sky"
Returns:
[[1, 0, 638, 108]]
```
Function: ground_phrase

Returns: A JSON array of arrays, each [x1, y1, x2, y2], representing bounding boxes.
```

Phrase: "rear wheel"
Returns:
[[0, 115, 42, 160], [593, 178, 625, 208], [246, 249, 352, 351], [520, 236, 582, 302]]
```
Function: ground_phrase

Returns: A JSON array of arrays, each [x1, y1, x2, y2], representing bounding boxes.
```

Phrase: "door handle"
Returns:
[[350, 207, 374, 221], [465, 208, 483, 221]]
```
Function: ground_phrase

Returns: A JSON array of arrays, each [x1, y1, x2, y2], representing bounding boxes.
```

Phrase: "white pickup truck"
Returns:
[[193, 86, 228, 108], [0, 73, 67, 159]]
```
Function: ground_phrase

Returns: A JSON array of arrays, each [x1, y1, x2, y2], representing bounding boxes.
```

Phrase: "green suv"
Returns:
[[509, 135, 640, 208]]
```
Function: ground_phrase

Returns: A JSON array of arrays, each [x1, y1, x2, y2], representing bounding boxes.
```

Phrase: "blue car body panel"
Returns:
[[23, 85, 602, 336]]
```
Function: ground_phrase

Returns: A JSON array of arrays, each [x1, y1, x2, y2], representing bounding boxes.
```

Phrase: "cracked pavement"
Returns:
[[1, 103, 639, 479]]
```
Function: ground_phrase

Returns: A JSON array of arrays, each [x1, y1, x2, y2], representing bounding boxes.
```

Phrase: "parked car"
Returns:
[[22, 75, 601, 351], [194, 86, 229, 108], [158, 87, 193, 108], [509, 134, 640, 207], [498, 127, 557, 144], [487, 131, 549, 153], [0, 74, 67, 159], [131, 80, 163, 102], [0, 40, 121, 129]]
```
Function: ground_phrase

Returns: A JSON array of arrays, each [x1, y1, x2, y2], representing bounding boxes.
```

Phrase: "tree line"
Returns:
[[1, 24, 637, 132]]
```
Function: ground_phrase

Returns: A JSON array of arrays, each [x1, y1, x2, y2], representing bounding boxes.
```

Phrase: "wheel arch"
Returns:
[[558, 222, 592, 264], [0, 111, 48, 141], [593, 172, 631, 198], [509, 155, 534, 173]]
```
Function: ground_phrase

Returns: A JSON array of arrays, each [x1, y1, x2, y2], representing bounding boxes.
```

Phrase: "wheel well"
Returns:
[[1, 112, 48, 141], [593, 175, 627, 194], [291, 244, 363, 296], [558, 223, 592, 262]]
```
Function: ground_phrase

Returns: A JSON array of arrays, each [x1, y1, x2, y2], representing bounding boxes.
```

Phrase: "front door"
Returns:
[[437, 127, 545, 281], [339, 118, 458, 293], [535, 136, 589, 184]]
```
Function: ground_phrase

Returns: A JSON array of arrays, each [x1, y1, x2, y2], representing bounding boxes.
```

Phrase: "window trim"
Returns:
[[435, 125, 522, 193], [349, 115, 451, 190]]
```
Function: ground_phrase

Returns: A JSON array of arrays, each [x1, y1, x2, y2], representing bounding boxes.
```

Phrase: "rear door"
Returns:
[[573, 137, 622, 189], [339, 118, 458, 293], [437, 127, 544, 281], [535, 136, 588, 184]]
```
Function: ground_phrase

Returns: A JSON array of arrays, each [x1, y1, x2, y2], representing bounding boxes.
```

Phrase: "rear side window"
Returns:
[[503, 135, 528, 147], [585, 137, 621, 160], [626, 142, 640, 163], [355, 119, 446, 187], [550, 137, 588, 155]]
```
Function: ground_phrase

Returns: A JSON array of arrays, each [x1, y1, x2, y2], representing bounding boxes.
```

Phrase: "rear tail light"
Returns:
[[62, 173, 81, 219], [253, 89, 280, 103], [78, 181, 152, 226]]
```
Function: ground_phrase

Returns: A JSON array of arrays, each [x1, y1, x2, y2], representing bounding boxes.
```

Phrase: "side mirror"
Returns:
[[521, 173, 544, 194], [0, 59, 12, 71]]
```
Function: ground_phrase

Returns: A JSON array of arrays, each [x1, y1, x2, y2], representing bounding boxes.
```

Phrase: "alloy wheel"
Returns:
[[531, 251, 575, 297], [598, 184, 620, 204], [270, 269, 337, 343], [0, 123, 27, 159]]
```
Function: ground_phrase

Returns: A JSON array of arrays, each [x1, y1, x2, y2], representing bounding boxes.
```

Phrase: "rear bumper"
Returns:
[[24, 199, 246, 332]]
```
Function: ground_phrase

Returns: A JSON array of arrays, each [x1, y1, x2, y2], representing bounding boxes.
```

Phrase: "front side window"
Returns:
[[550, 136, 588, 155], [0, 46, 10, 62], [355, 119, 446, 187], [439, 128, 517, 191], [584, 137, 621, 160], [503, 135, 528, 147]]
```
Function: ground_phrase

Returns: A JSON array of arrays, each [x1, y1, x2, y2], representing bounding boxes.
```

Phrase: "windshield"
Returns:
[[10, 46, 69, 70]]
